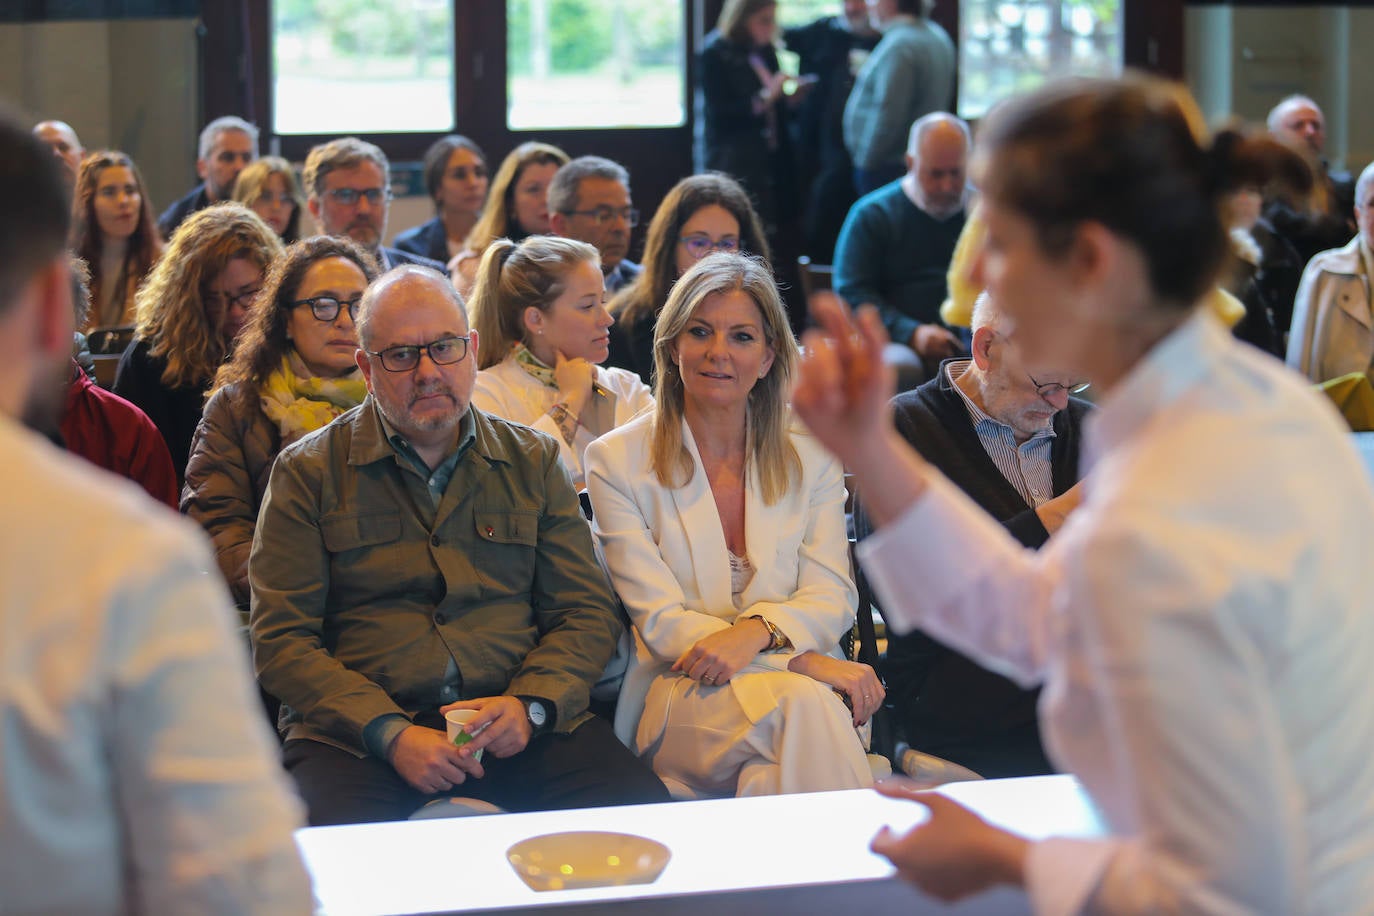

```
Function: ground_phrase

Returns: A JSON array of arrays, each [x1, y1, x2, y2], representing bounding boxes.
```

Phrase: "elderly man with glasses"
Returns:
[[250, 266, 668, 826], [853, 290, 1092, 780], [548, 156, 642, 294], [304, 137, 446, 273]]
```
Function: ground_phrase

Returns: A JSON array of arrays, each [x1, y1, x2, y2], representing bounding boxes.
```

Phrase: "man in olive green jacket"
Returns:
[[249, 266, 667, 825]]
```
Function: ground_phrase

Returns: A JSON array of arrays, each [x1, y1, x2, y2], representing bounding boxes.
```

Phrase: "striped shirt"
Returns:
[[944, 359, 1056, 507]]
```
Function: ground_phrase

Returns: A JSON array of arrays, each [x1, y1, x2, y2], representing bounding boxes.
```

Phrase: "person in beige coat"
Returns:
[[1287, 162, 1374, 382], [585, 252, 881, 798], [182, 236, 378, 614]]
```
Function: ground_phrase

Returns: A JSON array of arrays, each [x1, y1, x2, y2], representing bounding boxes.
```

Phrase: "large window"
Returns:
[[506, 0, 686, 130], [960, 0, 1122, 119], [272, 0, 455, 135]]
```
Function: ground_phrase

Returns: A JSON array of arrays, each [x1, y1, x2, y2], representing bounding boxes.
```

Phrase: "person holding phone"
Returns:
[[468, 235, 653, 488]]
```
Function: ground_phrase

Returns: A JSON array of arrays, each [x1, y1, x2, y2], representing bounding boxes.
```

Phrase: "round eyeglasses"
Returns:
[[291, 295, 362, 323], [366, 336, 471, 372]]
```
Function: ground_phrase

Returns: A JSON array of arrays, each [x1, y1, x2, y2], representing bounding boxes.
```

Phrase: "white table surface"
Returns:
[[297, 774, 1106, 915]]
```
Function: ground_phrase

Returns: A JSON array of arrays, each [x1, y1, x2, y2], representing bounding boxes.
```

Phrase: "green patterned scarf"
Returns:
[[260, 351, 368, 446], [512, 342, 558, 388]]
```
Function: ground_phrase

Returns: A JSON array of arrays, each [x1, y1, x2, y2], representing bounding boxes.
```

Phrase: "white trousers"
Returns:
[[634, 669, 873, 798]]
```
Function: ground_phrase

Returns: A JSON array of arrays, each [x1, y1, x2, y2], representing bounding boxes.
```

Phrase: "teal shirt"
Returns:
[[834, 180, 966, 345]]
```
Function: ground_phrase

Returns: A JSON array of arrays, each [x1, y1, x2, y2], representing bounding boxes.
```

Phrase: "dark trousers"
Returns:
[[284, 715, 670, 826]]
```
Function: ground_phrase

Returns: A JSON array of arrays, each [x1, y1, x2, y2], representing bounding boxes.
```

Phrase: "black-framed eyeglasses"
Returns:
[[291, 295, 362, 323], [326, 187, 391, 207], [205, 286, 262, 311], [1027, 371, 1090, 398], [679, 233, 741, 259], [563, 205, 639, 227], [365, 335, 470, 372]]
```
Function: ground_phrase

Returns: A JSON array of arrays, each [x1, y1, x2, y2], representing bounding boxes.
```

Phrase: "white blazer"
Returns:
[[585, 410, 858, 745], [1286, 236, 1372, 383], [473, 356, 654, 485]]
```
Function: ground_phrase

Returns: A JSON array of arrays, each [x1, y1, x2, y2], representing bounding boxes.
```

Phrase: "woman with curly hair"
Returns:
[[113, 204, 283, 484], [70, 150, 163, 330], [606, 172, 771, 384], [448, 141, 569, 297], [232, 156, 307, 244], [183, 236, 377, 613]]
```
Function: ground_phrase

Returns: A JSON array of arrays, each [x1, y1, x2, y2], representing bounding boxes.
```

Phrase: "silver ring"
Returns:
[[703, 674, 715, 684]]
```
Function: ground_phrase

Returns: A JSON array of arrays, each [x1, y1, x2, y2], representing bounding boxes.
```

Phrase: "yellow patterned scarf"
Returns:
[[260, 351, 367, 446]]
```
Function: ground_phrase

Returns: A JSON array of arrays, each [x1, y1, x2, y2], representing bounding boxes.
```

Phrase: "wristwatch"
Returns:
[[744, 615, 787, 652], [518, 696, 551, 736]]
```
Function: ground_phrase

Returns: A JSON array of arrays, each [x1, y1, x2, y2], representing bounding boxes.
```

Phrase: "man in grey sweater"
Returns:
[[843, 0, 955, 195]]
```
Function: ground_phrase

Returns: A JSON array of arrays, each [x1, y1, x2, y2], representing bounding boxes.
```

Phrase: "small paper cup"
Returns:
[[445, 709, 485, 761]]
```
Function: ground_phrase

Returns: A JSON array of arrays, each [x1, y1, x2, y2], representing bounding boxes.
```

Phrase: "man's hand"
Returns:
[[870, 782, 1028, 902], [440, 696, 533, 760], [910, 324, 964, 361], [387, 725, 483, 794], [672, 620, 771, 686], [1035, 479, 1085, 535]]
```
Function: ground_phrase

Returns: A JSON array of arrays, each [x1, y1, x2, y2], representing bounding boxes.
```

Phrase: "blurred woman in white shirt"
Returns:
[[794, 75, 1374, 914]]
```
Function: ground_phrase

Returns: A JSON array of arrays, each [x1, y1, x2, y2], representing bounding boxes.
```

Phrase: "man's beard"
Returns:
[[374, 381, 463, 439]]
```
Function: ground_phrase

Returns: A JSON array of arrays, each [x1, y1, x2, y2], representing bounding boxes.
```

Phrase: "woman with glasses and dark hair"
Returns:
[[395, 135, 490, 265], [114, 204, 283, 485], [70, 150, 163, 330], [796, 75, 1374, 911], [183, 236, 378, 614], [607, 173, 771, 385], [468, 235, 652, 488]]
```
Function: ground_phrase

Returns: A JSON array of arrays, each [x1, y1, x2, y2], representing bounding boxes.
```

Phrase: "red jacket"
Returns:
[[60, 361, 179, 509]]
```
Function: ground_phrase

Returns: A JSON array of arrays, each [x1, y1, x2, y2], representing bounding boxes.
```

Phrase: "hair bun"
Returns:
[[1202, 129, 1243, 196]]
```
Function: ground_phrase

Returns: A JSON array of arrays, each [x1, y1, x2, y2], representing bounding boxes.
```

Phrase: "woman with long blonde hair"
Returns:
[[585, 252, 881, 799], [113, 204, 283, 484], [469, 235, 652, 487], [69, 150, 163, 329], [448, 141, 569, 297]]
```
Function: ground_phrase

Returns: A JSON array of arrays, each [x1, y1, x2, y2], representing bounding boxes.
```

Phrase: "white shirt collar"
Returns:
[[1084, 307, 1228, 472]]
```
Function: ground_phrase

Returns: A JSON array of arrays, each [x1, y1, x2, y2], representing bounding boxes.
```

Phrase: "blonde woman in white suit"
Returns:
[[470, 235, 653, 488], [585, 252, 882, 798]]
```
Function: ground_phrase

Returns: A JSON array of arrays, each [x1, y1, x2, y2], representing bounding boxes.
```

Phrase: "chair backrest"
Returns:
[[87, 325, 135, 355], [91, 354, 121, 389], [848, 537, 896, 760], [796, 256, 834, 304]]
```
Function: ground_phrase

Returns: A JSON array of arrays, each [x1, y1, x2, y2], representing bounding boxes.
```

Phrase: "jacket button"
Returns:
[[431, 534, 441, 547], [434, 613, 446, 625]]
